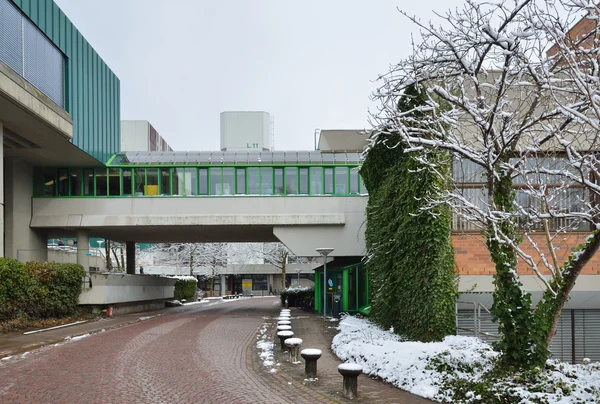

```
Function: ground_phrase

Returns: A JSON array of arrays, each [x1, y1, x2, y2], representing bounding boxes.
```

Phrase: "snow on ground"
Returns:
[[256, 322, 279, 373], [332, 315, 600, 403]]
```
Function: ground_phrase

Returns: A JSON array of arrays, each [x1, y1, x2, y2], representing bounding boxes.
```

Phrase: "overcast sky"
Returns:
[[53, 0, 464, 151]]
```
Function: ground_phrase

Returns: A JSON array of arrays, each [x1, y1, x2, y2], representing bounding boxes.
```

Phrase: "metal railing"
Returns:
[[456, 300, 500, 342]]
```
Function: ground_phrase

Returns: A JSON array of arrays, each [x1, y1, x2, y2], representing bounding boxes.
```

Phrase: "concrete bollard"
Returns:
[[300, 349, 322, 378], [284, 338, 303, 363], [277, 324, 292, 332], [277, 320, 291, 326], [338, 363, 363, 399], [277, 330, 294, 351]]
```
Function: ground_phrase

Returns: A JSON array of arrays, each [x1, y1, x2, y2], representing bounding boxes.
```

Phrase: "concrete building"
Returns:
[[120, 120, 173, 152], [220, 111, 272, 151]]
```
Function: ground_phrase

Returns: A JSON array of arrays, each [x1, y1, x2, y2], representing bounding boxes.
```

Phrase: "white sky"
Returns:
[[53, 0, 464, 151]]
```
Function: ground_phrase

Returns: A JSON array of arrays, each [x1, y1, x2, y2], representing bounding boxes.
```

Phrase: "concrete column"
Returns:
[[0, 122, 4, 257], [126, 241, 135, 274], [76, 230, 89, 271], [220, 274, 227, 296]]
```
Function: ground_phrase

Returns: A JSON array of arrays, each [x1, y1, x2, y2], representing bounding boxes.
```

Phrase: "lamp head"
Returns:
[[315, 248, 334, 256]]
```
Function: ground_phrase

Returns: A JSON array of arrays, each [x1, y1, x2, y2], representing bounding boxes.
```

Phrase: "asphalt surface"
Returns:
[[0, 297, 434, 403]]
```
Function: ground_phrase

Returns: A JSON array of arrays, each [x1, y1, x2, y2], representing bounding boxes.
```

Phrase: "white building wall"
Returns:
[[120, 120, 150, 151], [220, 111, 271, 151]]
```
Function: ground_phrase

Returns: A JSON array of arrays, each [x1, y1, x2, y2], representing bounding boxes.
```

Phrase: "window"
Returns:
[[34, 168, 43, 196], [335, 167, 348, 194], [274, 168, 284, 195], [251, 274, 268, 291], [58, 168, 69, 196], [260, 167, 273, 195], [133, 168, 145, 195], [299, 168, 309, 194], [223, 167, 234, 195], [122, 168, 132, 196], [83, 168, 94, 196], [310, 167, 323, 195], [160, 169, 171, 195], [146, 168, 159, 195], [184, 168, 197, 195], [43, 168, 56, 196], [108, 168, 120, 196], [69, 168, 82, 196], [210, 168, 222, 195], [95, 169, 108, 196], [236, 168, 246, 194], [0, 0, 65, 106], [248, 167, 259, 194], [286, 167, 298, 195], [324, 167, 334, 194], [349, 168, 359, 194], [199, 168, 208, 195], [173, 168, 184, 195]]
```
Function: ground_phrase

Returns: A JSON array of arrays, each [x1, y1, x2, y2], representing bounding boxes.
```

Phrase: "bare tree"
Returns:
[[371, 0, 600, 370]]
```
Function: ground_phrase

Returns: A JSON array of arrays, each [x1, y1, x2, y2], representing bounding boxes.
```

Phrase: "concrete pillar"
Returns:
[[126, 241, 135, 274], [0, 122, 4, 257], [76, 230, 89, 271], [220, 274, 227, 296]]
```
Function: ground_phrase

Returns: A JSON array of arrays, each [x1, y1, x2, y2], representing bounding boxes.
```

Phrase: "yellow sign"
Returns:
[[242, 280, 252, 288]]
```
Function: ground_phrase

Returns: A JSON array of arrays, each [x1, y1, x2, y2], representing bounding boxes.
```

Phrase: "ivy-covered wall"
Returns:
[[361, 86, 458, 342]]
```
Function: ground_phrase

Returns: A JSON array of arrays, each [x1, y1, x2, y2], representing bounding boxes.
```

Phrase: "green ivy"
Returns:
[[361, 84, 458, 342], [173, 279, 197, 301]]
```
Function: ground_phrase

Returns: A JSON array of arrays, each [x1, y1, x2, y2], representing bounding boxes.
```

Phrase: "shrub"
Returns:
[[280, 286, 314, 307], [0, 259, 85, 321], [172, 276, 197, 301]]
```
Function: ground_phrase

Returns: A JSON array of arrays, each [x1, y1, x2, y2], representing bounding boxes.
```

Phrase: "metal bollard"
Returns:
[[300, 349, 322, 378], [277, 330, 294, 351], [284, 338, 303, 362], [337, 363, 363, 399]]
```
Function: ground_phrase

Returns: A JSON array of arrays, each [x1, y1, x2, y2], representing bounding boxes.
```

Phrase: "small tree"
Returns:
[[371, 0, 600, 371]]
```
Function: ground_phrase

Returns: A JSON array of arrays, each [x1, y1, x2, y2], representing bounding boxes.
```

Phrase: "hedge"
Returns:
[[0, 258, 86, 321], [171, 276, 198, 301], [280, 286, 314, 308]]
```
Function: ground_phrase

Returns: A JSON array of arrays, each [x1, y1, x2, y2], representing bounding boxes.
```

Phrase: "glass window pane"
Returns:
[[83, 168, 94, 196], [236, 168, 246, 194], [324, 167, 334, 194], [223, 167, 234, 195], [335, 167, 348, 194], [310, 167, 323, 195], [248, 167, 259, 194], [299, 168, 309, 194], [69, 168, 82, 196], [109, 168, 120, 196], [274, 168, 284, 195], [210, 167, 222, 195], [58, 168, 68, 196], [122, 168, 132, 196], [160, 168, 171, 195], [146, 168, 158, 196], [43, 168, 56, 196], [260, 167, 273, 195], [133, 168, 145, 196], [359, 175, 368, 195], [95, 169, 108, 196], [34, 167, 43, 196], [199, 168, 208, 195], [285, 167, 298, 195], [184, 168, 197, 195], [172, 168, 184, 195], [349, 168, 359, 194]]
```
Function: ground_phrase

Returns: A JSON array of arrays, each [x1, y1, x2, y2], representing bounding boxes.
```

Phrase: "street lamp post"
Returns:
[[316, 248, 334, 320]]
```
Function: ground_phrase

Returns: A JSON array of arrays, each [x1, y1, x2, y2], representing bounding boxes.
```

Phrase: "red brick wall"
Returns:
[[453, 233, 600, 275], [547, 10, 600, 58]]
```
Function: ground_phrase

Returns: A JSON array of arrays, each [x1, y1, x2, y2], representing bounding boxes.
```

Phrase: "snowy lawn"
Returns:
[[332, 315, 600, 403]]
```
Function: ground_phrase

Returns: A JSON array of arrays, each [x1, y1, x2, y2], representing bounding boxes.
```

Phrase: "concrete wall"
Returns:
[[4, 158, 47, 261], [31, 196, 367, 256], [120, 120, 149, 151], [220, 111, 271, 151], [79, 273, 177, 305]]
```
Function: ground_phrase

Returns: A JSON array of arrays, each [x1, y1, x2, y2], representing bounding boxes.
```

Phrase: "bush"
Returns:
[[172, 277, 197, 301], [280, 286, 314, 307], [0, 259, 86, 321]]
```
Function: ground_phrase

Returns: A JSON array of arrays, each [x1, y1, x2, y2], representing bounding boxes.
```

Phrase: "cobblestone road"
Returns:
[[0, 297, 334, 404]]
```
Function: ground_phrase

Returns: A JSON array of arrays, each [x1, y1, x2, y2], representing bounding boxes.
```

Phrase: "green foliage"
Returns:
[[280, 287, 314, 307], [173, 278, 197, 301], [0, 259, 86, 321], [361, 84, 458, 342]]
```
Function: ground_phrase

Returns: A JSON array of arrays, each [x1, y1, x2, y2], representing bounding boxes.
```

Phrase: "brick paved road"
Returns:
[[0, 297, 334, 404]]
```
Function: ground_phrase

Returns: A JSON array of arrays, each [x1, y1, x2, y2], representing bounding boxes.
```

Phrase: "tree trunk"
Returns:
[[111, 247, 121, 271], [281, 259, 287, 290], [105, 240, 112, 270]]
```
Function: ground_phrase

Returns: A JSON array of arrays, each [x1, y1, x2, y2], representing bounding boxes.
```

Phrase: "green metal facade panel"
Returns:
[[10, 0, 120, 163]]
